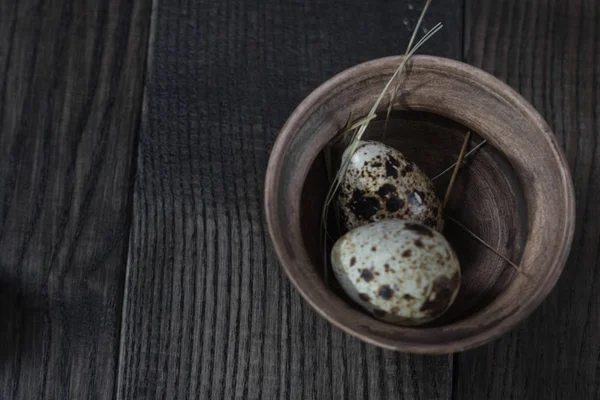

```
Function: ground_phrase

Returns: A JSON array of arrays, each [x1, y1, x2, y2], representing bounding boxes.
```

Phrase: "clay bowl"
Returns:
[[264, 55, 575, 354]]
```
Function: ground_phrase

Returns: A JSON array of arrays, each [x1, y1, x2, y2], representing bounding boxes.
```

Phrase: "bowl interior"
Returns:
[[301, 111, 528, 325]]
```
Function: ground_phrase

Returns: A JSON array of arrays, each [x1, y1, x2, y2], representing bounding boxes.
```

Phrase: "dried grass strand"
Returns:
[[384, 0, 434, 137], [443, 131, 471, 207], [447, 215, 526, 275], [432, 140, 487, 181]]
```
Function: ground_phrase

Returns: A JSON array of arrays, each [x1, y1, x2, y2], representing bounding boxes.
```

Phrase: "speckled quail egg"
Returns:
[[331, 219, 461, 325], [338, 141, 444, 232]]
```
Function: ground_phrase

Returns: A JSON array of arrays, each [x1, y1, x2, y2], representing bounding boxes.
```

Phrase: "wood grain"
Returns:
[[118, 1, 462, 398], [457, 0, 600, 399], [0, 1, 150, 399]]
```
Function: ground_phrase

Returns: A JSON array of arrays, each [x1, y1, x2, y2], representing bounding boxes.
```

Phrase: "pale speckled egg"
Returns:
[[331, 219, 461, 325], [338, 141, 444, 232]]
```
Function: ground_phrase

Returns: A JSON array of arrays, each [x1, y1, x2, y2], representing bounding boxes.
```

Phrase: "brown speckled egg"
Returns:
[[338, 141, 443, 232], [331, 220, 461, 325]]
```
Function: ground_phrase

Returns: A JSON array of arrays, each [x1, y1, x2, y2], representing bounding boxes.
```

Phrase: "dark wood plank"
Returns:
[[117, 1, 463, 399], [0, 1, 151, 398], [456, 0, 600, 399]]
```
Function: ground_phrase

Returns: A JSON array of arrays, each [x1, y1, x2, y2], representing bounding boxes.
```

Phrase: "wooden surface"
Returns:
[[0, 0, 151, 399], [0, 0, 597, 399]]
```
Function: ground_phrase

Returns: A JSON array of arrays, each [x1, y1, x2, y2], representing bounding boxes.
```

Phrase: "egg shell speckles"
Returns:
[[338, 141, 444, 232], [331, 220, 461, 326]]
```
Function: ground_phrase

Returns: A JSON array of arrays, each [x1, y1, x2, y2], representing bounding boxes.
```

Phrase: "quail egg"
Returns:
[[338, 141, 443, 232], [331, 219, 460, 325]]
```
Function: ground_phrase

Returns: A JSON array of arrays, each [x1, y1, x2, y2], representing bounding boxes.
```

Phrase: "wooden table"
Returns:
[[1, 0, 598, 398]]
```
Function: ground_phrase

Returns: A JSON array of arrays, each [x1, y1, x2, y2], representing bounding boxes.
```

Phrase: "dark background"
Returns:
[[0, 0, 598, 398]]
